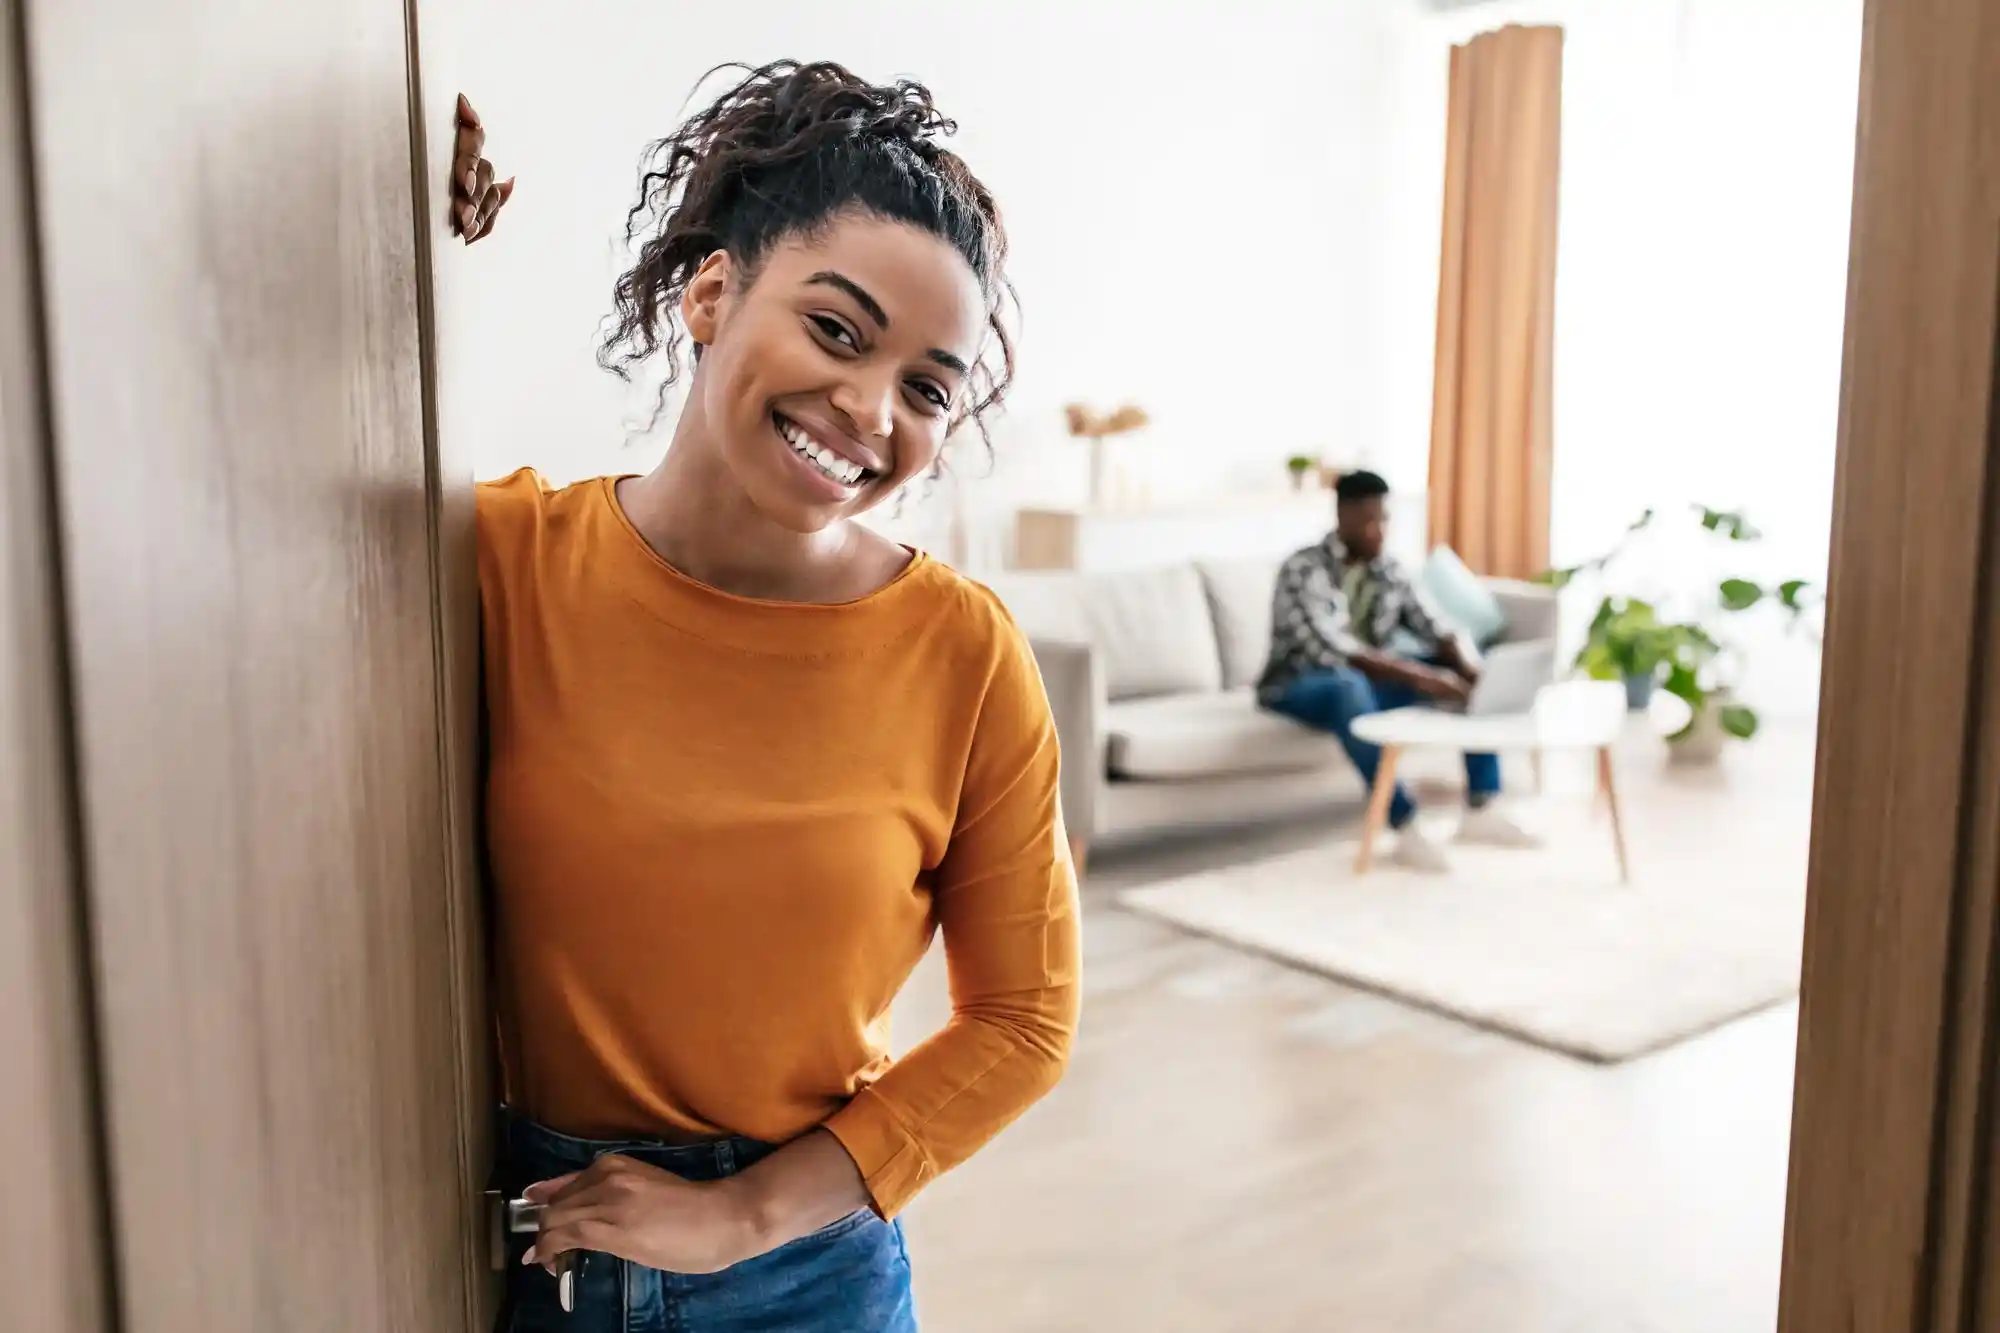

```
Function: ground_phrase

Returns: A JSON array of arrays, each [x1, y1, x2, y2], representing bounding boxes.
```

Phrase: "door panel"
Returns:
[[20, 0, 485, 1326], [0, 1, 113, 1328], [1778, 0, 2000, 1327]]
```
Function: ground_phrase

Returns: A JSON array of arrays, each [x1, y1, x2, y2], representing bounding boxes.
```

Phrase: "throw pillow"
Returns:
[[1420, 545, 1509, 646]]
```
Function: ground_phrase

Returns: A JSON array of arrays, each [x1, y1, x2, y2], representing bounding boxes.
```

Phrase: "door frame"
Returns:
[[0, 1, 114, 1330], [1778, 0, 2000, 1327], [4, 0, 1998, 1326]]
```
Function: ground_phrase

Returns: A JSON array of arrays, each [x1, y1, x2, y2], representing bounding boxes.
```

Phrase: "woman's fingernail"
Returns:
[[521, 1246, 536, 1265]]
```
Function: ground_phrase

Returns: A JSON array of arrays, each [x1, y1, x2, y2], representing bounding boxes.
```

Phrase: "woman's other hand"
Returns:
[[521, 1154, 758, 1276], [451, 93, 515, 244]]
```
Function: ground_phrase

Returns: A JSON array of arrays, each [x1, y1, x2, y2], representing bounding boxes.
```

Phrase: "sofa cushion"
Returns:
[[1419, 545, 1510, 646], [1197, 556, 1283, 691], [985, 565, 1222, 701], [1104, 688, 1347, 779]]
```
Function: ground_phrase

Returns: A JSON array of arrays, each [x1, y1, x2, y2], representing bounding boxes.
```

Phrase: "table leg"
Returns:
[[1596, 745, 1631, 884], [1355, 744, 1403, 875]]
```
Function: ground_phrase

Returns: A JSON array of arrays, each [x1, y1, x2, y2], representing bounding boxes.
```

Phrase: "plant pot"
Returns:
[[1622, 671, 1657, 712], [1667, 693, 1734, 766], [1287, 470, 1310, 491]]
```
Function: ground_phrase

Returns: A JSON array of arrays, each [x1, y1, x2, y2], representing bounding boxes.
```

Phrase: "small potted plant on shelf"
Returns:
[[1286, 454, 1319, 491], [1541, 505, 1822, 763]]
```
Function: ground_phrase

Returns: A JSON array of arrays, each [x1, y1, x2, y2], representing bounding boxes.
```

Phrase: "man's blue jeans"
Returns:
[[1267, 665, 1501, 830]]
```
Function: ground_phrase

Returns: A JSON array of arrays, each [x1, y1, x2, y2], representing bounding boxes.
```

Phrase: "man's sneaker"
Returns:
[[1455, 805, 1545, 849], [1390, 822, 1452, 874]]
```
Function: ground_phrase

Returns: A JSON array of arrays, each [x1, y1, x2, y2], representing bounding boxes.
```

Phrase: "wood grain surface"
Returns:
[[1779, 0, 2000, 1329], [0, 0, 114, 1328], [20, 0, 483, 1326]]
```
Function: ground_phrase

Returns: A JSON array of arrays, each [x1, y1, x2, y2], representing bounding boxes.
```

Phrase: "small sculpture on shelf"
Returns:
[[1064, 402, 1151, 507]]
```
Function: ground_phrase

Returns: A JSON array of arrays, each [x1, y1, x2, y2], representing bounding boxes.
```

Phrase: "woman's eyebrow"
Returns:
[[805, 270, 887, 328], [805, 270, 969, 376]]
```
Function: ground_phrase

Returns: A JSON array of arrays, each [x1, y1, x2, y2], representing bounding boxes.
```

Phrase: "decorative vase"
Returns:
[[1668, 689, 1734, 766], [1087, 436, 1111, 508], [1622, 671, 1656, 712], [1288, 469, 1310, 492]]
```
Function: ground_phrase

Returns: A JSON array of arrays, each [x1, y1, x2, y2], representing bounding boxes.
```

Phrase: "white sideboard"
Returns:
[[1012, 492, 1426, 572]]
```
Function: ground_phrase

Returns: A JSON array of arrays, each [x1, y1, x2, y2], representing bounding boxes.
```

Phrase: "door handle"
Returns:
[[483, 1190, 545, 1267], [483, 1190, 573, 1310]]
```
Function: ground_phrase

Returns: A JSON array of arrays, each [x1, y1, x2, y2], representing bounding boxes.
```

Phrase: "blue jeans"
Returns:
[[495, 1112, 916, 1333], [1268, 665, 1501, 829]]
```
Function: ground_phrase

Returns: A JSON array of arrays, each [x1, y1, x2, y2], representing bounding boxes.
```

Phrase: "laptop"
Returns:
[[1455, 639, 1557, 717]]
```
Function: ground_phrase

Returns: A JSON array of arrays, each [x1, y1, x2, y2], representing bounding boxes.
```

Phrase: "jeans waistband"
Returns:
[[498, 1108, 778, 1183]]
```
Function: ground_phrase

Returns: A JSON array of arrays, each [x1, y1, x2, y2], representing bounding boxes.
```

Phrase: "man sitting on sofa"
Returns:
[[1257, 470, 1539, 872]]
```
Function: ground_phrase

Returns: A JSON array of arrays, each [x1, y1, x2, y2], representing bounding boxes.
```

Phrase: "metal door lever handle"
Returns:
[[485, 1192, 575, 1312]]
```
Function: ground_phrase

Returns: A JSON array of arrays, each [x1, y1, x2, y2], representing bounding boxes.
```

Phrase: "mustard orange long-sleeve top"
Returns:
[[476, 469, 1080, 1217]]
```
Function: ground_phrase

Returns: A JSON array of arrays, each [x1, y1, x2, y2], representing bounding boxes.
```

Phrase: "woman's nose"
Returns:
[[830, 372, 895, 442]]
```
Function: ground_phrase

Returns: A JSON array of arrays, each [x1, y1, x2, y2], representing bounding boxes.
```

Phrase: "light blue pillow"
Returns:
[[1419, 545, 1509, 646]]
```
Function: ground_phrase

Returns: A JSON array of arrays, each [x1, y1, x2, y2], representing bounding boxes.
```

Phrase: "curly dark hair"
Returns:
[[599, 60, 1018, 461]]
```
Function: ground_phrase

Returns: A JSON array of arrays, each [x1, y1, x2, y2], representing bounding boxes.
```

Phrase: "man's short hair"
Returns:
[[1334, 470, 1392, 505]]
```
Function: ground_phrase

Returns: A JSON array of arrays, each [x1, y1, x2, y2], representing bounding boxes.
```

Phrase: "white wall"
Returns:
[[425, 0, 1861, 712], [425, 0, 1398, 563], [1377, 0, 1862, 716]]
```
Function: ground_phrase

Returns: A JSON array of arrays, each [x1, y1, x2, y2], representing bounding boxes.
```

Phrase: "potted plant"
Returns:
[[1285, 454, 1318, 491], [1573, 597, 1684, 710], [1541, 505, 1822, 762]]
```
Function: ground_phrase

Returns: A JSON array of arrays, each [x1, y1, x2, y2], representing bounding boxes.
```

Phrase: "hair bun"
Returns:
[[753, 60, 956, 159]]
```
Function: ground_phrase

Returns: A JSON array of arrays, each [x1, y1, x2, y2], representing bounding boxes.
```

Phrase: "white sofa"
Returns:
[[982, 556, 1559, 861]]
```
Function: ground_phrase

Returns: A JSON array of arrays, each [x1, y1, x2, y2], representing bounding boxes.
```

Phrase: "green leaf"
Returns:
[[1577, 642, 1620, 680], [1535, 565, 1580, 589], [1697, 506, 1762, 541], [1719, 578, 1763, 611], [1719, 703, 1760, 739], [1628, 508, 1656, 532], [1616, 597, 1659, 623], [1662, 662, 1705, 709], [1778, 579, 1811, 610]]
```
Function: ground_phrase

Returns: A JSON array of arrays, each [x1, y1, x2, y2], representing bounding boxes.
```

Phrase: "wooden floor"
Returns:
[[896, 725, 1812, 1333]]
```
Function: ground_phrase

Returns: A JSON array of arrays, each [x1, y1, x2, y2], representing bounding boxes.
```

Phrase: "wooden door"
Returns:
[[0, 2, 114, 1329], [14, 0, 492, 1327], [1778, 0, 2000, 1328]]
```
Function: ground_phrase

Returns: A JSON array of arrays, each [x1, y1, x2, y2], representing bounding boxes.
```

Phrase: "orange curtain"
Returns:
[[1428, 24, 1564, 579]]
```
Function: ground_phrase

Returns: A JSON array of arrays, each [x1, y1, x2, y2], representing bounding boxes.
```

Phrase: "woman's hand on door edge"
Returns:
[[451, 94, 515, 245]]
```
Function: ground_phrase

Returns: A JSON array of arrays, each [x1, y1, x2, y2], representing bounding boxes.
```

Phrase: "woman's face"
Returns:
[[682, 212, 987, 534]]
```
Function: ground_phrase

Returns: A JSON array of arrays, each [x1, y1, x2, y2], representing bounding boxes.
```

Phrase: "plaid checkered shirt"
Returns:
[[1255, 534, 1463, 703]]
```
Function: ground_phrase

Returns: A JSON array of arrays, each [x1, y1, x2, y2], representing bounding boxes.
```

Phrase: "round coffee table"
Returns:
[[1348, 679, 1631, 882]]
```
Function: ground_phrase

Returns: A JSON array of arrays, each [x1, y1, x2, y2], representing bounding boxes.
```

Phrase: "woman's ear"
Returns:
[[681, 250, 733, 348]]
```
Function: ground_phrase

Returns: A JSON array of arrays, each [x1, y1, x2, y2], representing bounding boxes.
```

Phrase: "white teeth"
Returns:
[[777, 416, 865, 487]]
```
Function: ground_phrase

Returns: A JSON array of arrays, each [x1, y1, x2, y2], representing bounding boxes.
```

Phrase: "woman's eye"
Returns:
[[809, 315, 857, 350], [909, 381, 950, 413]]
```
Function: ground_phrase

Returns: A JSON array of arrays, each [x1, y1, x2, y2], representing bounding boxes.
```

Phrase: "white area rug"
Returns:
[[1116, 806, 1807, 1062]]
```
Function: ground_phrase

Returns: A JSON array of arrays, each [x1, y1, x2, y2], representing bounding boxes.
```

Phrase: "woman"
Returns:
[[450, 61, 1079, 1333]]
